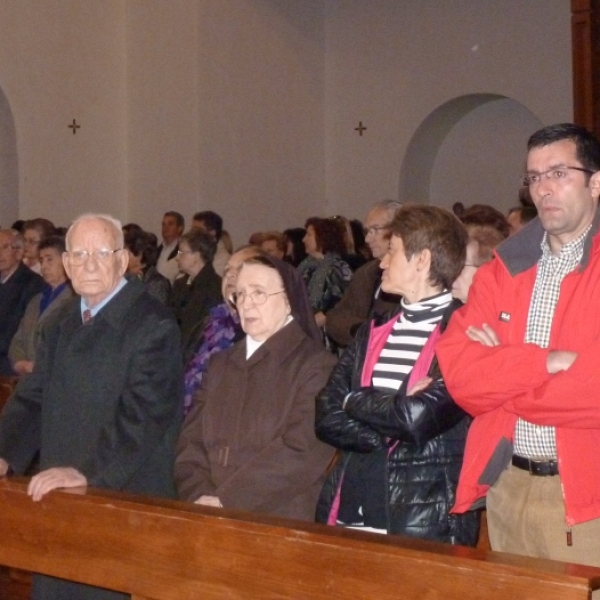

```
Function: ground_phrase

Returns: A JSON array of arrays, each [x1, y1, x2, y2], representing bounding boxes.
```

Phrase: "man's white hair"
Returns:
[[65, 213, 124, 250]]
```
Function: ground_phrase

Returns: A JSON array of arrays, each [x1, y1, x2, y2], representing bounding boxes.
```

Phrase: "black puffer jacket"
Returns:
[[315, 300, 479, 546]]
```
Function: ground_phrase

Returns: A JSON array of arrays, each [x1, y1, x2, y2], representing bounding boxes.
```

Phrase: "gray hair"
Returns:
[[0, 228, 24, 249], [370, 199, 403, 222], [66, 213, 124, 251]]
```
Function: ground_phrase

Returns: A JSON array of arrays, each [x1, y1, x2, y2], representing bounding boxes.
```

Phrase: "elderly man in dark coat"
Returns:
[[0, 214, 184, 600]]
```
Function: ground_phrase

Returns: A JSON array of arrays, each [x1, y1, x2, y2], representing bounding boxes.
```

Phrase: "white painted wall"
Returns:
[[324, 0, 572, 219], [0, 0, 572, 241], [193, 0, 325, 245], [0, 0, 127, 227], [126, 0, 201, 230]]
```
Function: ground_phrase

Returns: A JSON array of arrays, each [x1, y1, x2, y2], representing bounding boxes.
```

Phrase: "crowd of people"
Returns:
[[3, 122, 599, 600]]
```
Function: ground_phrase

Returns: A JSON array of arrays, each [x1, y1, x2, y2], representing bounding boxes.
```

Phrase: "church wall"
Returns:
[[192, 0, 325, 246], [124, 0, 326, 245], [126, 0, 201, 231], [0, 0, 128, 228], [0, 1, 573, 240], [0, 1, 325, 246], [323, 0, 572, 219]]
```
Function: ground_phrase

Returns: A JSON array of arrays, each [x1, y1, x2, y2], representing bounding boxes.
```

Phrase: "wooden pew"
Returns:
[[0, 478, 598, 600]]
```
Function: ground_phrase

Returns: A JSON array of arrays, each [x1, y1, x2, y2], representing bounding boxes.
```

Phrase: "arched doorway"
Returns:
[[398, 94, 543, 213], [0, 86, 18, 226]]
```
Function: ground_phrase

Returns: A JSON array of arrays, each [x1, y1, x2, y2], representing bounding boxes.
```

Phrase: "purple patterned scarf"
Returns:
[[183, 302, 240, 414]]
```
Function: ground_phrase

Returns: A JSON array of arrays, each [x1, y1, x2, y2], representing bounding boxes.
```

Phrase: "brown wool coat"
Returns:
[[175, 319, 337, 521]]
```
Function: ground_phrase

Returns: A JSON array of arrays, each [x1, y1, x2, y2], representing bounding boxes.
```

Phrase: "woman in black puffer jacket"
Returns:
[[315, 205, 479, 546]]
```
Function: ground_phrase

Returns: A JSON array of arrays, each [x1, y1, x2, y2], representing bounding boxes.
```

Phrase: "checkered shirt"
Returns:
[[513, 225, 591, 459]]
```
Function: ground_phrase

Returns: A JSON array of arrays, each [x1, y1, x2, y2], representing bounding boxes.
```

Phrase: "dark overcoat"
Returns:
[[168, 263, 222, 364], [0, 278, 184, 600]]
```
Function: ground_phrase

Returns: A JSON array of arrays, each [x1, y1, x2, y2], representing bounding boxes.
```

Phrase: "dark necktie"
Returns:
[[83, 309, 93, 324]]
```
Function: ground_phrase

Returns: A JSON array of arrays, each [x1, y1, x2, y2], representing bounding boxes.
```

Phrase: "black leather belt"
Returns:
[[512, 455, 559, 476]]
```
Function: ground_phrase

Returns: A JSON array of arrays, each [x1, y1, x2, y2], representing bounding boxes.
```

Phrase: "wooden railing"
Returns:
[[0, 478, 598, 600]]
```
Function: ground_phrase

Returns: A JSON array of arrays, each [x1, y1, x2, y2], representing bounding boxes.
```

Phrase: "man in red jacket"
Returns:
[[437, 123, 600, 567]]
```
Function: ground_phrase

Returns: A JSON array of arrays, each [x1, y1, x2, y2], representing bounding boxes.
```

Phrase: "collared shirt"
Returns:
[[157, 239, 180, 284], [514, 225, 591, 459], [0, 263, 20, 284], [372, 291, 451, 391], [80, 277, 128, 321]]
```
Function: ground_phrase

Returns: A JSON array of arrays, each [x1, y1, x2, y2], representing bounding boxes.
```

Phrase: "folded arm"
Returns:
[[436, 266, 551, 416], [315, 331, 385, 452], [344, 376, 467, 445]]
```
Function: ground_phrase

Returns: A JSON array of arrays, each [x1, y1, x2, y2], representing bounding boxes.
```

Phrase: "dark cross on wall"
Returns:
[[355, 121, 367, 136], [68, 119, 81, 134]]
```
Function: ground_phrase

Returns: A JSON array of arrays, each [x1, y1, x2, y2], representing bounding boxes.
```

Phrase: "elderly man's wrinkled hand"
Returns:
[[27, 467, 87, 502]]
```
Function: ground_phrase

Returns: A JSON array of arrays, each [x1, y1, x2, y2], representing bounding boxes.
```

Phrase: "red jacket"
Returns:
[[437, 214, 600, 526]]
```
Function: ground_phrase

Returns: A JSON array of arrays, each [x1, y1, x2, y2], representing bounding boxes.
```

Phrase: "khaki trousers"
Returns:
[[487, 463, 600, 568]]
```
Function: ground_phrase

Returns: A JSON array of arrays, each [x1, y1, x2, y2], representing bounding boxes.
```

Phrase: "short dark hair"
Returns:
[[122, 223, 143, 236], [39, 235, 66, 254], [11, 220, 25, 233], [23, 218, 55, 241], [304, 217, 346, 255], [164, 211, 184, 229], [390, 205, 467, 290], [459, 204, 510, 239], [180, 229, 217, 264], [527, 123, 600, 173], [508, 205, 537, 225], [124, 230, 160, 269], [283, 228, 307, 267], [193, 211, 223, 241]]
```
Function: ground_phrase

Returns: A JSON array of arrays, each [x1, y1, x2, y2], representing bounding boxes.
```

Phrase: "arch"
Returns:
[[398, 94, 543, 212], [0, 86, 18, 227]]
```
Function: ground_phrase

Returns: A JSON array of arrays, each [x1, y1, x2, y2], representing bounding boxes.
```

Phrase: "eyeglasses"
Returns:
[[229, 289, 285, 306], [0, 243, 19, 252], [522, 166, 593, 187], [23, 238, 40, 246], [364, 224, 389, 237], [66, 249, 122, 266], [177, 249, 195, 256]]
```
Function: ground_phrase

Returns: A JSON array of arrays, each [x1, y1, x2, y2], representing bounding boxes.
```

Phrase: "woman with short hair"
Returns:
[[124, 229, 171, 304], [315, 204, 479, 546], [298, 217, 352, 334], [168, 230, 222, 364]]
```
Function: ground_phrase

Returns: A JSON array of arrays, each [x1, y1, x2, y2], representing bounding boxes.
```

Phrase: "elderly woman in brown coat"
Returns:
[[175, 255, 336, 520]]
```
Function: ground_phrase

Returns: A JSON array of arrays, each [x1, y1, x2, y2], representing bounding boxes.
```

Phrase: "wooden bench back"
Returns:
[[0, 479, 598, 600]]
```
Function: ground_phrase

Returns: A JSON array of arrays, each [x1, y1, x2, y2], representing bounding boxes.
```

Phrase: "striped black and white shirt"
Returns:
[[371, 291, 452, 391]]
